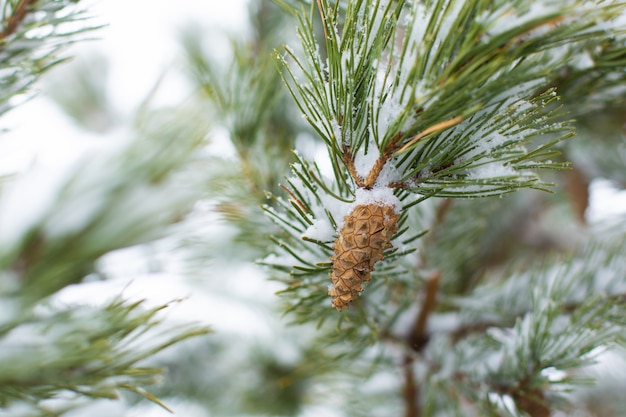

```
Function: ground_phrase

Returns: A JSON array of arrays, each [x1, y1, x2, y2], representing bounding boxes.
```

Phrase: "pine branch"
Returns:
[[450, 235, 626, 323], [44, 52, 118, 133], [266, 0, 625, 321], [555, 27, 626, 115], [182, 13, 297, 197], [256, 3, 626, 414], [0, 103, 212, 412], [402, 353, 419, 417], [569, 130, 626, 188], [414, 236, 626, 413], [448, 290, 626, 344], [0, 0, 101, 116], [0, 297, 210, 414], [0, 107, 209, 304], [0, 0, 37, 39], [276, 0, 625, 198]]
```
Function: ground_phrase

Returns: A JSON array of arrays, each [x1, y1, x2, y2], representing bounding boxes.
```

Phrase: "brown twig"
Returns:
[[402, 354, 420, 417], [280, 184, 309, 213], [0, 0, 37, 40], [513, 386, 550, 417], [565, 166, 589, 225], [450, 320, 503, 344], [342, 144, 365, 188], [363, 154, 389, 188], [342, 132, 403, 189], [408, 271, 441, 352], [315, 0, 329, 40], [396, 116, 463, 155], [434, 198, 453, 225], [362, 132, 403, 188], [401, 272, 442, 417], [507, 16, 566, 49], [344, 118, 461, 190], [387, 181, 407, 189]]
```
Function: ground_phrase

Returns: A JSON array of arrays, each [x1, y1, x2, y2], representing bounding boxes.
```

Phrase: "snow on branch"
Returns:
[[276, 0, 625, 199], [0, 108, 209, 303], [0, 0, 101, 116]]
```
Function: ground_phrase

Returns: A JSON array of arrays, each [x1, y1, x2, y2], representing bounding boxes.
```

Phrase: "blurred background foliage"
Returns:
[[3, 0, 625, 416]]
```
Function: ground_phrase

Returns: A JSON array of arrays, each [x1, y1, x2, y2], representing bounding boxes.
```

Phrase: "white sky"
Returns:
[[0, 0, 249, 172], [89, 0, 250, 112]]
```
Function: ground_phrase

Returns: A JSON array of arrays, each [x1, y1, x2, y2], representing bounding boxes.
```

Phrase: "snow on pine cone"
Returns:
[[329, 202, 399, 311]]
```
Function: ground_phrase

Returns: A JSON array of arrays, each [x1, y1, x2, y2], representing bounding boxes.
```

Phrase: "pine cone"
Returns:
[[329, 203, 399, 311]]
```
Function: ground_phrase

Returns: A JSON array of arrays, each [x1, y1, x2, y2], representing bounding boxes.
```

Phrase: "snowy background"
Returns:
[[1, 1, 626, 416], [0, 0, 249, 173]]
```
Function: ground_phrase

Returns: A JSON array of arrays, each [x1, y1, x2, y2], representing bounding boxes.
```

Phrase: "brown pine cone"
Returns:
[[329, 203, 399, 311]]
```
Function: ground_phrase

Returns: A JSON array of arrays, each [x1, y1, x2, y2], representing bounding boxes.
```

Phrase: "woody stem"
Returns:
[[408, 271, 441, 352], [362, 133, 404, 189], [343, 145, 365, 188], [402, 354, 420, 417]]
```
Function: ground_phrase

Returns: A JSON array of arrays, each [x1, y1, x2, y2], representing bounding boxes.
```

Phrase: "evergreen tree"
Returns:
[[2, 0, 626, 416], [177, 0, 626, 416], [0, 1, 210, 416]]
